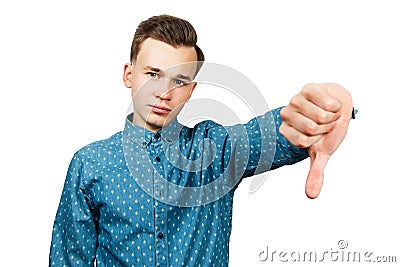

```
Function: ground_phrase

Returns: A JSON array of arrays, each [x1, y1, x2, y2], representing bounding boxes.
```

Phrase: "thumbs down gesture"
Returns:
[[279, 83, 353, 199]]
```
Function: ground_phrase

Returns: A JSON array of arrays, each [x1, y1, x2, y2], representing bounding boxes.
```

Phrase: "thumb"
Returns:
[[305, 152, 331, 199]]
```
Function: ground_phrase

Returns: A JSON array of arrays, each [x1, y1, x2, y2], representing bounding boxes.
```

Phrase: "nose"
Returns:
[[153, 79, 172, 100]]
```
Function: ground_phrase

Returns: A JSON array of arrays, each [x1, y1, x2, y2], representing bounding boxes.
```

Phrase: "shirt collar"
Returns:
[[123, 113, 183, 146]]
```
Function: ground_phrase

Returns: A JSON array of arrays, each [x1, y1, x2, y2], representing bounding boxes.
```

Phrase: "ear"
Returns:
[[123, 63, 133, 88], [189, 82, 197, 96]]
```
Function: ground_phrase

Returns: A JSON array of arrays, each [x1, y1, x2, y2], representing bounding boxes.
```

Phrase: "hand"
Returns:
[[279, 83, 353, 199]]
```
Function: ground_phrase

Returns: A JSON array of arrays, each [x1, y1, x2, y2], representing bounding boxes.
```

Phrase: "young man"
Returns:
[[49, 15, 353, 266]]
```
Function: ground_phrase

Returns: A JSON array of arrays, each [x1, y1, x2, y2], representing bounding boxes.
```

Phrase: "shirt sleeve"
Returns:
[[243, 106, 309, 177], [49, 154, 98, 267], [268, 106, 310, 170], [206, 106, 309, 182]]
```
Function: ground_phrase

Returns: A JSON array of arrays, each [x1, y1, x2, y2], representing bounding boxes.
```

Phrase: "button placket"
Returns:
[[151, 137, 168, 266], [154, 194, 168, 266], [151, 138, 164, 201]]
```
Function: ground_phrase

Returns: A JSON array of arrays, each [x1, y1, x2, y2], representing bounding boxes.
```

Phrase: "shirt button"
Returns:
[[157, 232, 164, 239], [154, 133, 160, 139], [156, 189, 163, 197], [155, 156, 161, 162]]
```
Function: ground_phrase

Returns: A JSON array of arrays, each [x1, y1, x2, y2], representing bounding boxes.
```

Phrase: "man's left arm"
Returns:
[[219, 83, 352, 197]]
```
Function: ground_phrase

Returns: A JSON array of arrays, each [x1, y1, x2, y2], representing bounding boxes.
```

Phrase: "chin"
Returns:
[[145, 117, 167, 131], [149, 113, 176, 128]]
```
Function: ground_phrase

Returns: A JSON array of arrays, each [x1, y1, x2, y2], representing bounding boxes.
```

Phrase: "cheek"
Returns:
[[180, 89, 193, 103], [132, 89, 147, 106], [130, 73, 147, 95], [131, 78, 149, 98], [132, 83, 157, 109]]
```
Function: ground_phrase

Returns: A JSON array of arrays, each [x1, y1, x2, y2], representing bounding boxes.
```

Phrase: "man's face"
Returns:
[[123, 38, 198, 132]]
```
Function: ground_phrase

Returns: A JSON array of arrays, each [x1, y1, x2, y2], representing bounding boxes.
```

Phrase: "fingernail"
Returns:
[[306, 189, 319, 199]]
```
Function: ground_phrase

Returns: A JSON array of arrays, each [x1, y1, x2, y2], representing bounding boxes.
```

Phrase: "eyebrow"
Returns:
[[175, 73, 192, 82], [143, 65, 162, 73], [143, 65, 192, 82]]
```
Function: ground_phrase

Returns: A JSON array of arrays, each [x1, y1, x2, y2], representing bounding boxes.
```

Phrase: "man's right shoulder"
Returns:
[[74, 131, 123, 160]]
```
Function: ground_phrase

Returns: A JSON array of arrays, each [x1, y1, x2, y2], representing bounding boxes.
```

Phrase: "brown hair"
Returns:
[[130, 14, 204, 72]]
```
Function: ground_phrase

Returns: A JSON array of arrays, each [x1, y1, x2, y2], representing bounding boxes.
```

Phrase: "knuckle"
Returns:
[[301, 83, 315, 95], [327, 121, 337, 132], [289, 96, 300, 108], [324, 100, 336, 111], [295, 134, 310, 148], [278, 124, 285, 136], [304, 122, 318, 135], [280, 107, 290, 120], [278, 123, 290, 140], [316, 112, 328, 124]]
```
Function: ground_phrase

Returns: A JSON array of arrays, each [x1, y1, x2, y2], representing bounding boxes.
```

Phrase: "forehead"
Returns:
[[136, 38, 198, 75]]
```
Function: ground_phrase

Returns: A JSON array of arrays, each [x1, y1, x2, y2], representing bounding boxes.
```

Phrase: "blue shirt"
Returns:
[[49, 107, 309, 267]]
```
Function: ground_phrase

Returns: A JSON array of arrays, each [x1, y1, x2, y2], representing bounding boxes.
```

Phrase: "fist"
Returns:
[[279, 83, 353, 198]]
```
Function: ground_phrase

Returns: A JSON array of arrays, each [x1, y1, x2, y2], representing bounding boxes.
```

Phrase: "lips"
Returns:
[[150, 104, 171, 115]]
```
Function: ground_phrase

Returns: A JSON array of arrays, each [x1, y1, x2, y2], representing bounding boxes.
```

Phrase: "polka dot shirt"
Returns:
[[49, 107, 308, 266]]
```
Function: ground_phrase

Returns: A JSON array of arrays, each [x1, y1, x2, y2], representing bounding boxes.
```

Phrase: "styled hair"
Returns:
[[130, 14, 204, 73]]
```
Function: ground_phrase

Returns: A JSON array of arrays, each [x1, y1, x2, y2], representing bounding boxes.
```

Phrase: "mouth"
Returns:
[[150, 104, 172, 115]]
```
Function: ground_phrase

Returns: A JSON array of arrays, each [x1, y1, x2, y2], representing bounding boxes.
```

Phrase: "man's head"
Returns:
[[129, 14, 204, 66], [123, 14, 204, 132]]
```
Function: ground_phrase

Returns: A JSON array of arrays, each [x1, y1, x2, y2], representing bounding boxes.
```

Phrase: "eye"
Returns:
[[146, 72, 160, 79], [174, 80, 185, 86]]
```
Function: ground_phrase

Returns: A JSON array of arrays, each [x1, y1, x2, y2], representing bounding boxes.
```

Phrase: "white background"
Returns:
[[1, 0, 399, 266]]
